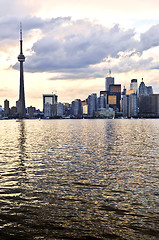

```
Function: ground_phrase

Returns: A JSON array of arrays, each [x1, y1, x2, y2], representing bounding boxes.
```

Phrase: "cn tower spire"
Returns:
[[17, 22, 26, 118], [20, 22, 23, 54], [20, 22, 22, 39]]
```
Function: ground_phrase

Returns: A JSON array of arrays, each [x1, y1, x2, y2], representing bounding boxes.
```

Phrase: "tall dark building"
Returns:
[[100, 84, 121, 112], [71, 99, 83, 118], [17, 23, 26, 118], [108, 84, 121, 112], [4, 99, 10, 117], [139, 94, 159, 117], [87, 93, 97, 117]]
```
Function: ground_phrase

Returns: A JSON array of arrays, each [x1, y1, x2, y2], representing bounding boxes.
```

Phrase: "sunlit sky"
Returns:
[[1, 0, 159, 110]]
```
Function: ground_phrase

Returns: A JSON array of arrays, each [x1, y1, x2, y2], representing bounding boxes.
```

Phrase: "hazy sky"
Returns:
[[0, 0, 159, 109]]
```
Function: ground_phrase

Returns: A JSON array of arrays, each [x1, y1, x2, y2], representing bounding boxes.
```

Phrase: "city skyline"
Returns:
[[0, 0, 159, 109], [1, 76, 157, 119]]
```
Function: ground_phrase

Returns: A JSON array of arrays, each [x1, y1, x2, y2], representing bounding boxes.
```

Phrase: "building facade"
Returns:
[[108, 84, 121, 112], [63, 103, 71, 117], [87, 93, 97, 117], [105, 76, 114, 91], [0, 105, 3, 118], [56, 102, 64, 117], [43, 94, 58, 117], [4, 99, 10, 117], [71, 99, 82, 118], [97, 94, 107, 109], [129, 94, 138, 117], [130, 79, 138, 93], [27, 106, 36, 118], [139, 79, 153, 95], [95, 108, 115, 118], [122, 87, 138, 118], [139, 94, 159, 117]]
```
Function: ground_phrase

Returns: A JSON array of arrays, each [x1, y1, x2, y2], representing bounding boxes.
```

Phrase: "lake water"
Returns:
[[0, 119, 159, 240]]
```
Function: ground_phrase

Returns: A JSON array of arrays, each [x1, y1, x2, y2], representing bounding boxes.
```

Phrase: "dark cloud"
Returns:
[[139, 24, 159, 52], [23, 20, 138, 73], [0, 16, 19, 41], [0, 16, 70, 42], [0, 15, 158, 78]]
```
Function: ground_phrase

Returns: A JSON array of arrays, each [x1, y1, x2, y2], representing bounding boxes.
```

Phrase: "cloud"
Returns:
[[1, 15, 159, 79], [112, 57, 155, 73], [18, 19, 137, 73], [0, 15, 70, 42], [0, 16, 19, 42], [0, 88, 16, 98], [139, 24, 159, 52]]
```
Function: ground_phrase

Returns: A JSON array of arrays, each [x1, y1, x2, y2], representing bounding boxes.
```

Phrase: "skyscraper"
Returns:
[[71, 99, 83, 118], [97, 94, 107, 109], [105, 70, 114, 91], [121, 80, 138, 118], [87, 93, 97, 117], [4, 99, 10, 117], [130, 79, 138, 93], [105, 76, 114, 91], [17, 23, 26, 118], [108, 84, 121, 112], [139, 94, 159, 117], [43, 93, 58, 117], [56, 102, 64, 117], [139, 78, 153, 95]]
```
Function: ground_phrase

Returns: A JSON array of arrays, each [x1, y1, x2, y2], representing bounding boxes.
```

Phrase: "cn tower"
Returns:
[[17, 23, 26, 118]]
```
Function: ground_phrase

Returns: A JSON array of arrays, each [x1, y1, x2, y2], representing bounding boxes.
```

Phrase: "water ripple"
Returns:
[[0, 119, 159, 239]]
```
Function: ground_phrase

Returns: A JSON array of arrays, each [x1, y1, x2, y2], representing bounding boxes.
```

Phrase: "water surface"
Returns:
[[0, 119, 159, 240]]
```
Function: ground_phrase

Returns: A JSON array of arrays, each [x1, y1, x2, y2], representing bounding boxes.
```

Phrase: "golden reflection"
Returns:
[[18, 120, 26, 161], [17, 120, 27, 182], [103, 120, 116, 151]]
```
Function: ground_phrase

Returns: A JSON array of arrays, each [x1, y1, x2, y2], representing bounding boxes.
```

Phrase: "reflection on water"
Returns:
[[0, 119, 159, 240], [18, 121, 26, 160]]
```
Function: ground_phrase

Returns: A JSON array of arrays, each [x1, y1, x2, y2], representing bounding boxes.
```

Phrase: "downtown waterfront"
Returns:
[[0, 119, 159, 240]]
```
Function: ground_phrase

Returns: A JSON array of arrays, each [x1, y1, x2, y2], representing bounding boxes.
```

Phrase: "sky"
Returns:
[[1, 0, 159, 109]]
